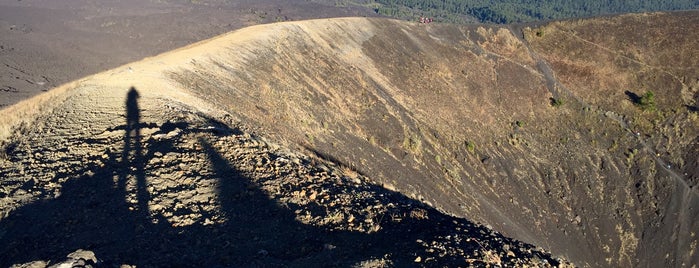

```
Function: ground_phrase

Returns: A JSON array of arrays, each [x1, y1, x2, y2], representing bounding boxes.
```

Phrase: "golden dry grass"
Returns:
[[0, 81, 78, 144]]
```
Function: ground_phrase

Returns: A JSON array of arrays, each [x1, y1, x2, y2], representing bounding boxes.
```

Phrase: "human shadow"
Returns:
[[0, 87, 562, 267], [0, 87, 150, 264], [123, 87, 149, 219]]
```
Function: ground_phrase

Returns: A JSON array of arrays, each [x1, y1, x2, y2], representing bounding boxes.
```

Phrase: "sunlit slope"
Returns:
[[1, 13, 697, 267], [526, 11, 699, 268], [168, 17, 557, 257], [159, 16, 698, 267]]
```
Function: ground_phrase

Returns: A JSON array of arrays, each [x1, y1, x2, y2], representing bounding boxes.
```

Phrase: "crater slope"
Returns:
[[1, 12, 698, 267]]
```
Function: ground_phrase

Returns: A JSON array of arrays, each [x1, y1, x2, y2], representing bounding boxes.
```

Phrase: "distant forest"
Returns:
[[328, 0, 699, 23]]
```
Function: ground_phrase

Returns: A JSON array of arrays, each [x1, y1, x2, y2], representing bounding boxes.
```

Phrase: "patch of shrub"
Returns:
[[535, 29, 544, 37], [465, 140, 476, 153], [626, 148, 639, 164], [550, 97, 564, 107], [639, 90, 656, 111], [403, 133, 422, 153]]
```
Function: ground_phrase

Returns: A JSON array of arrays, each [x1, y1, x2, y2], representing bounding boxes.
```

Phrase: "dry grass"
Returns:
[[341, 165, 360, 180], [0, 81, 78, 144], [409, 208, 429, 220], [465, 238, 502, 267], [352, 257, 393, 268]]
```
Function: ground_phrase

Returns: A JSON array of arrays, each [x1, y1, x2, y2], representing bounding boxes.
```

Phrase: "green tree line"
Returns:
[[365, 0, 699, 23]]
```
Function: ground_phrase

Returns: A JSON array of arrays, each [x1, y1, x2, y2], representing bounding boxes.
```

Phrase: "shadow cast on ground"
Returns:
[[0, 88, 558, 267], [624, 90, 642, 104]]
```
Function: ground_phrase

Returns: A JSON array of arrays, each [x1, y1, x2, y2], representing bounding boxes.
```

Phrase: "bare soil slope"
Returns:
[[1, 13, 698, 267]]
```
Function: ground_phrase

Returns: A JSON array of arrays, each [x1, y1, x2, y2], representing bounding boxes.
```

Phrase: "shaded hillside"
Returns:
[[1, 13, 698, 267]]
